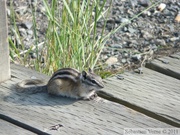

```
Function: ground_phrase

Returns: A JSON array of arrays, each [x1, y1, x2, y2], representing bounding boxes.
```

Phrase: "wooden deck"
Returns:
[[0, 53, 180, 135]]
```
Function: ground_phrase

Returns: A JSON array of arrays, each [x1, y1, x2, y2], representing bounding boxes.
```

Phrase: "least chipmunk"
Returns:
[[17, 68, 104, 100]]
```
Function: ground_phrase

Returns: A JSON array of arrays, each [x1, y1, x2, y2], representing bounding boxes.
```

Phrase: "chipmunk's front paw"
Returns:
[[89, 93, 98, 100], [82, 93, 98, 101], [81, 91, 98, 101]]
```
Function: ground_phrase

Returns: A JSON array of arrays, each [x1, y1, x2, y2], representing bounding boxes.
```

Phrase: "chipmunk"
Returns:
[[16, 68, 104, 100]]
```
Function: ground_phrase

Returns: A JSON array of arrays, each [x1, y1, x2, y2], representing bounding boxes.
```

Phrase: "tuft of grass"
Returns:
[[41, 0, 112, 75]]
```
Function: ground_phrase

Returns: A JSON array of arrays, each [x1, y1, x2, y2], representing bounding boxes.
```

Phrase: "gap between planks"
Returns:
[[0, 114, 49, 135]]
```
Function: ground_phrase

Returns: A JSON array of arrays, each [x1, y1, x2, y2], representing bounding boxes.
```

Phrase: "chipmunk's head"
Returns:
[[81, 68, 104, 91]]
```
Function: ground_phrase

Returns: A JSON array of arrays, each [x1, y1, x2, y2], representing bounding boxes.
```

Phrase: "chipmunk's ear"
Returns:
[[88, 68, 93, 73], [82, 71, 87, 79]]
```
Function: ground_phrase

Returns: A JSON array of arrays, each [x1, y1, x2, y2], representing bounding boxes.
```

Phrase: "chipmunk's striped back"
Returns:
[[49, 68, 81, 83]]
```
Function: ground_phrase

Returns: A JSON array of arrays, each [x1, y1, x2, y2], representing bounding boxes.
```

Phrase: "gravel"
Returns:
[[7, 0, 180, 72]]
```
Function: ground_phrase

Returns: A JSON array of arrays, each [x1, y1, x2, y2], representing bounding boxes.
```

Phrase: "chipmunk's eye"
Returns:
[[91, 80, 96, 84]]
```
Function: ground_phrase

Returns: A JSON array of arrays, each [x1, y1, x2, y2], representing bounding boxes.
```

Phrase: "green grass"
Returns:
[[9, 0, 160, 76]]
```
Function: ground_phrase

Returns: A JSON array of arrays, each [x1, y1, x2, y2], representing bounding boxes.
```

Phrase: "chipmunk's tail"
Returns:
[[16, 79, 47, 94]]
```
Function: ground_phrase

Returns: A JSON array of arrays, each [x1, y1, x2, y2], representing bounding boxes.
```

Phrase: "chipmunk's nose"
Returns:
[[99, 82, 104, 88]]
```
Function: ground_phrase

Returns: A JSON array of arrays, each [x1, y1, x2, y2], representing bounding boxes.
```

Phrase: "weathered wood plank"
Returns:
[[10, 64, 49, 81], [0, 64, 172, 135], [100, 68, 180, 126], [0, 0, 10, 82], [170, 52, 180, 59], [0, 119, 35, 135], [146, 53, 180, 80]]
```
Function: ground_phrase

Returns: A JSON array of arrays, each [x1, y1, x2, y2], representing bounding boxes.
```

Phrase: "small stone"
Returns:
[[143, 11, 151, 16], [17, 6, 28, 15], [27, 30, 33, 35], [163, 9, 173, 16], [134, 67, 143, 74], [161, 60, 169, 64], [138, 0, 150, 7], [167, 25, 174, 32], [170, 37, 179, 42], [40, 6, 46, 13], [155, 39, 166, 46], [30, 53, 37, 59], [110, 44, 123, 49], [25, 37, 30, 42], [106, 23, 114, 30], [20, 21, 33, 29], [151, 45, 158, 51], [141, 30, 153, 39], [120, 18, 129, 23], [101, 55, 108, 60], [121, 58, 127, 64], [105, 57, 118, 66], [107, 19, 115, 24], [123, 27, 128, 32], [128, 27, 136, 33], [131, 54, 141, 61], [112, 63, 122, 69], [97, 22, 103, 28], [24, 21, 33, 29], [157, 3, 166, 12], [130, 0, 138, 8], [123, 53, 129, 58], [116, 74, 124, 80], [19, 28, 27, 36], [175, 12, 180, 23], [113, 36, 121, 42]]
